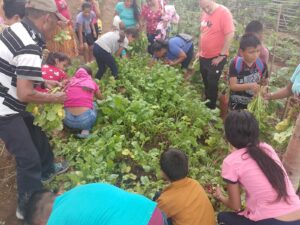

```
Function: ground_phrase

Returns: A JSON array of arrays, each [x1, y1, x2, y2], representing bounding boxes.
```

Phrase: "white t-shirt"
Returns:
[[95, 31, 129, 54]]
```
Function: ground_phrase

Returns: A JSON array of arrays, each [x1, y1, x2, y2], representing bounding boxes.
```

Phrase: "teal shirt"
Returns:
[[115, 2, 137, 28], [290, 64, 300, 94], [47, 183, 157, 225]]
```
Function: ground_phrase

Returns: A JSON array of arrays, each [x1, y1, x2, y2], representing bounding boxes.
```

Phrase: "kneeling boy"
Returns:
[[157, 149, 215, 225]]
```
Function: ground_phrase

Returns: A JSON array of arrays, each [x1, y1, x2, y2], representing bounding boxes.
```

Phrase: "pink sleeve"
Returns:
[[221, 8, 235, 35], [221, 157, 239, 183]]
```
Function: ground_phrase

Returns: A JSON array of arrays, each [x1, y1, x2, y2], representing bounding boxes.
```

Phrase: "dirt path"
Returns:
[[0, 1, 117, 224]]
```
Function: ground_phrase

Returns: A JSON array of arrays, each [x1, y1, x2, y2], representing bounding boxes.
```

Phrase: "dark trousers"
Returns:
[[147, 33, 156, 55], [0, 113, 54, 203], [182, 44, 194, 69], [200, 57, 227, 109], [93, 44, 118, 79], [218, 212, 300, 225]]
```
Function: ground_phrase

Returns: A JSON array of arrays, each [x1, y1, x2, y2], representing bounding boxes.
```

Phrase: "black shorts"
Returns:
[[76, 31, 94, 46]]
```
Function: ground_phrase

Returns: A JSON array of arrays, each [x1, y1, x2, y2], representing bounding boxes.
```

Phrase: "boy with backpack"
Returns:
[[229, 33, 268, 110], [156, 149, 215, 225]]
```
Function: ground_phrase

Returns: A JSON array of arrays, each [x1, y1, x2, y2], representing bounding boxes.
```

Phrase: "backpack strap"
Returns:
[[234, 56, 243, 74], [255, 58, 264, 77]]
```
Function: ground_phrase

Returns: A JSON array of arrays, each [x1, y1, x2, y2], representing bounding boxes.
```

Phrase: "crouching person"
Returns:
[[25, 183, 169, 225], [156, 149, 216, 225], [64, 66, 102, 138]]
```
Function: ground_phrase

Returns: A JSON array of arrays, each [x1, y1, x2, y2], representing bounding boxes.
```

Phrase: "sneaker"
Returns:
[[16, 206, 24, 220], [76, 130, 90, 139], [42, 161, 69, 184]]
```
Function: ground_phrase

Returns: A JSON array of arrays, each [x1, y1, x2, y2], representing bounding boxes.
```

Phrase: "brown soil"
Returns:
[[0, 1, 117, 224]]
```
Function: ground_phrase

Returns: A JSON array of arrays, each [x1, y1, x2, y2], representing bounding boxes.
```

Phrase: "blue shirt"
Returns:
[[291, 64, 300, 94], [167, 37, 193, 61], [115, 2, 137, 28], [47, 183, 157, 225]]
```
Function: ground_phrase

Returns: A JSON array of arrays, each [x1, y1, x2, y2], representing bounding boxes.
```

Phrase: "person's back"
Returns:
[[25, 183, 160, 225], [158, 177, 215, 225], [157, 149, 215, 225]]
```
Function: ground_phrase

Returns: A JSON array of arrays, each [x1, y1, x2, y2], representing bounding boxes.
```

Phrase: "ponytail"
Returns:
[[247, 143, 288, 202], [224, 110, 289, 202], [132, 0, 140, 22]]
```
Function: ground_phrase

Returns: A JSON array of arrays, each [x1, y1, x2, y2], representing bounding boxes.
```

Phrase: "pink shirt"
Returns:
[[260, 43, 269, 65], [200, 5, 235, 58], [64, 69, 99, 109], [222, 143, 300, 221], [55, 0, 71, 20]]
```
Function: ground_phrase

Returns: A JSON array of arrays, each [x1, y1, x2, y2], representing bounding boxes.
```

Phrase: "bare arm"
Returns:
[[95, 89, 103, 99], [115, 47, 124, 57], [169, 51, 187, 66], [230, 77, 259, 93], [220, 32, 234, 55], [215, 183, 241, 211], [78, 24, 84, 46], [266, 82, 293, 100], [17, 79, 65, 104]]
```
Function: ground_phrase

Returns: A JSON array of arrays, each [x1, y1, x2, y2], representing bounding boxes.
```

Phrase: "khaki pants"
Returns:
[[283, 112, 300, 191]]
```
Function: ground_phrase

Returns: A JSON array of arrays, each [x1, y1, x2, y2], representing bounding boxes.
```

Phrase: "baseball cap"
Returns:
[[25, 0, 68, 22]]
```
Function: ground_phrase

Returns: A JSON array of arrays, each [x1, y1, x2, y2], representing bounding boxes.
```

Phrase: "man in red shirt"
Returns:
[[197, 0, 235, 109]]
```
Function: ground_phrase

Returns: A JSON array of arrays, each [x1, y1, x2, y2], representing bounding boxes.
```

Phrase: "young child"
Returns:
[[93, 28, 139, 79], [229, 33, 268, 110], [36, 52, 70, 92], [157, 149, 215, 225], [245, 20, 269, 64], [75, 2, 97, 63], [64, 66, 102, 138], [155, 4, 179, 40], [215, 110, 300, 225]]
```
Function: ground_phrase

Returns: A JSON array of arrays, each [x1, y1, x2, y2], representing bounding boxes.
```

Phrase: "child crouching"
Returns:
[[157, 149, 216, 225]]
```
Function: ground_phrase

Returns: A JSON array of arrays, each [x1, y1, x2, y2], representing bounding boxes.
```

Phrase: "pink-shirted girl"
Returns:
[[215, 110, 300, 225], [64, 66, 102, 138]]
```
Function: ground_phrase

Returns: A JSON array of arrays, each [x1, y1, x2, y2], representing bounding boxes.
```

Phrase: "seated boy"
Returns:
[[229, 33, 268, 110], [245, 20, 269, 64], [157, 149, 215, 225]]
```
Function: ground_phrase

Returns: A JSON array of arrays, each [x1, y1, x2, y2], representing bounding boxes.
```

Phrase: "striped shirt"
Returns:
[[0, 18, 45, 116]]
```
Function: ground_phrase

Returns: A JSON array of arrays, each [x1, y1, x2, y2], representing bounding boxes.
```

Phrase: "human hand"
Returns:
[[51, 92, 66, 103], [213, 185, 224, 201], [195, 51, 201, 58], [79, 43, 84, 51], [211, 56, 225, 66], [263, 92, 272, 100], [44, 80, 62, 89], [250, 83, 260, 94], [93, 31, 97, 39]]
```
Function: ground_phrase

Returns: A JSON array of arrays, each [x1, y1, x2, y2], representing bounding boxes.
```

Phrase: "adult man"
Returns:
[[0, 0, 68, 219], [25, 183, 166, 225], [197, 0, 235, 109]]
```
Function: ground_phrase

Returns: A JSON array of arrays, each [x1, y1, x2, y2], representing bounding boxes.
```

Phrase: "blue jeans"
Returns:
[[218, 212, 300, 225], [64, 105, 97, 131]]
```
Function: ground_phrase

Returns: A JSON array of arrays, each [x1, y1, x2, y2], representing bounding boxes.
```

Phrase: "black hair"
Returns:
[[239, 33, 261, 51], [245, 20, 263, 34], [131, 0, 140, 22], [81, 2, 92, 11], [45, 52, 70, 66], [118, 28, 139, 43], [79, 65, 93, 76], [152, 39, 169, 53], [224, 110, 289, 202], [3, 0, 26, 19], [24, 190, 55, 225], [160, 149, 189, 182]]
